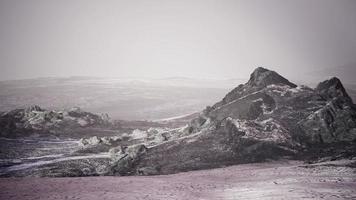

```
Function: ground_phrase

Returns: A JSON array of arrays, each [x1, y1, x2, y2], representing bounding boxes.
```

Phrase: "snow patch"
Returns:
[[2, 153, 110, 173], [227, 117, 291, 143], [261, 103, 274, 115], [252, 98, 263, 102], [77, 119, 88, 126], [131, 129, 148, 139]]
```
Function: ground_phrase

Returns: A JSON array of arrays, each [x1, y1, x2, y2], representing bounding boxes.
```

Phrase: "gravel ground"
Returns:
[[0, 160, 355, 200]]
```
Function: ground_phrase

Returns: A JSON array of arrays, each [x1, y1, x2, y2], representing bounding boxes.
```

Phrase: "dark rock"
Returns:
[[108, 144, 148, 176], [316, 77, 352, 102], [247, 67, 297, 88], [128, 67, 356, 175], [0, 106, 113, 138]]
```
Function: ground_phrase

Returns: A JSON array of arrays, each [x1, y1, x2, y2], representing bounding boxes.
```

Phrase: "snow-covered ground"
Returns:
[[0, 138, 80, 175], [1, 160, 355, 200], [2, 153, 110, 173]]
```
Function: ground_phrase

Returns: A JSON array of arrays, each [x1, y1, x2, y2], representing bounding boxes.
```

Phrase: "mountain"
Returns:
[[300, 63, 356, 102], [1, 67, 356, 177], [115, 67, 356, 175]]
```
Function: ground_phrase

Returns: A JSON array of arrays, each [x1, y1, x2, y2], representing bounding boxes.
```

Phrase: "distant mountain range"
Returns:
[[0, 77, 243, 120], [1, 69, 355, 123]]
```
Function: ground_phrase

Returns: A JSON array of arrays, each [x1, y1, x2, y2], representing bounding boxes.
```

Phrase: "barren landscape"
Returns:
[[1, 160, 355, 200], [1, 67, 356, 199], [1, 0, 356, 199]]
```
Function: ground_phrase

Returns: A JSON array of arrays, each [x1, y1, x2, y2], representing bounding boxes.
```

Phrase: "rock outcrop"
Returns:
[[247, 67, 297, 88], [0, 106, 112, 137]]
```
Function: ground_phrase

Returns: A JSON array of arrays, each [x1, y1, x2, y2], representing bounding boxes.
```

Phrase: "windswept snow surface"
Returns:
[[0, 160, 355, 200], [2, 153, 109, 173], [0, 137, 80, 175]]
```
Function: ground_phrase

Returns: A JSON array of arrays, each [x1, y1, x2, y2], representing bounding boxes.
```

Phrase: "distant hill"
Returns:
[[0, 77, 243, 121]]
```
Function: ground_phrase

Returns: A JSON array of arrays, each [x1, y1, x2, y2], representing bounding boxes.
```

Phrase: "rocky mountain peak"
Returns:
[[316, 77, 352, 102], [247, 67, 297, 88], [24, 105, 43, 113]]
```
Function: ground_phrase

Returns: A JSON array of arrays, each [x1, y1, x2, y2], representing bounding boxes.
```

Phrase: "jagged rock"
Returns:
[[79, 136, 104, 147], [316, 77, 352, 101], [77, 136, 122, 154], [86, 136, 101, 146], [207, 92, 276, 121], [0, 106, 112, 137], [109, 146, 126, 161], [101, 136, 122, 145], [300, 96, 356, 143], [108, 144, 147, 175], [129, 67, 356, 175], [24, 105, 44, 113], [247, 67, 297, 88], [211, 67, 296, 109]]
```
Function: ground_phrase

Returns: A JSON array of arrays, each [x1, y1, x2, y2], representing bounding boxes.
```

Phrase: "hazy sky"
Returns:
[[1, 0, 356, 81]]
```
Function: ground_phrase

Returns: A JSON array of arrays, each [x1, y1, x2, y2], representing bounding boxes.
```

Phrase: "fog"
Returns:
[[1, 0, 356, 81]]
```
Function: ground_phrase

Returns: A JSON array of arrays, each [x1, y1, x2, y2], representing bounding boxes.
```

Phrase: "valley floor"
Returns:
[[0, 160, 355, 200]]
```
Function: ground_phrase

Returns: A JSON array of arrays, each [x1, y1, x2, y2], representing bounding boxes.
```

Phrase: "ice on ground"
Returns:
[[2, 153, 110, 173], [130, 129, 148, 139]]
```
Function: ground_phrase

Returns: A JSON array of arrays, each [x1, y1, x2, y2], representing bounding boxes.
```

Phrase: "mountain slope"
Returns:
[[124, 67, 356, 175]]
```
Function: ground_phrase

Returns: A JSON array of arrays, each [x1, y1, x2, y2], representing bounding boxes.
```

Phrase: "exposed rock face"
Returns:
[[0, 106, 112, 137], [316, 77, 352, 101], [211, 67, 296, 111], [67, 68, 355, 176], [79, 136, 122, 147], [302, 78, 356, 143], [247, 67, 297, 88], [76, 136, 122, 154], [128, 67, 356, 175], [107, 144, 148, 175]]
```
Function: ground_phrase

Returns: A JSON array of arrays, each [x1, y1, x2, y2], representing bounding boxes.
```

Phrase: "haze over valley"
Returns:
[[1, 0, 356, 199]]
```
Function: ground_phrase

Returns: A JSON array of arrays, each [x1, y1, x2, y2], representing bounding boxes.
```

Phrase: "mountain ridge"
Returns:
[[1, 67, 355, 177], [113, 67, 356, 175]]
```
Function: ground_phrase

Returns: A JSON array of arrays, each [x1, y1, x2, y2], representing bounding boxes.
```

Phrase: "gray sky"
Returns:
[[1, 0, 356, 81]]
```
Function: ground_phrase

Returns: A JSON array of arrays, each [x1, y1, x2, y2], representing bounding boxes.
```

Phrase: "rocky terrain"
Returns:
[[117, 67, 356, 176], [0, 67, 356, 178], [0, 105, 119, 138]]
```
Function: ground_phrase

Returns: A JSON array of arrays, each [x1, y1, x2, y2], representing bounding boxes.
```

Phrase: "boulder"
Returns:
[[108, 144, 148, 176]]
